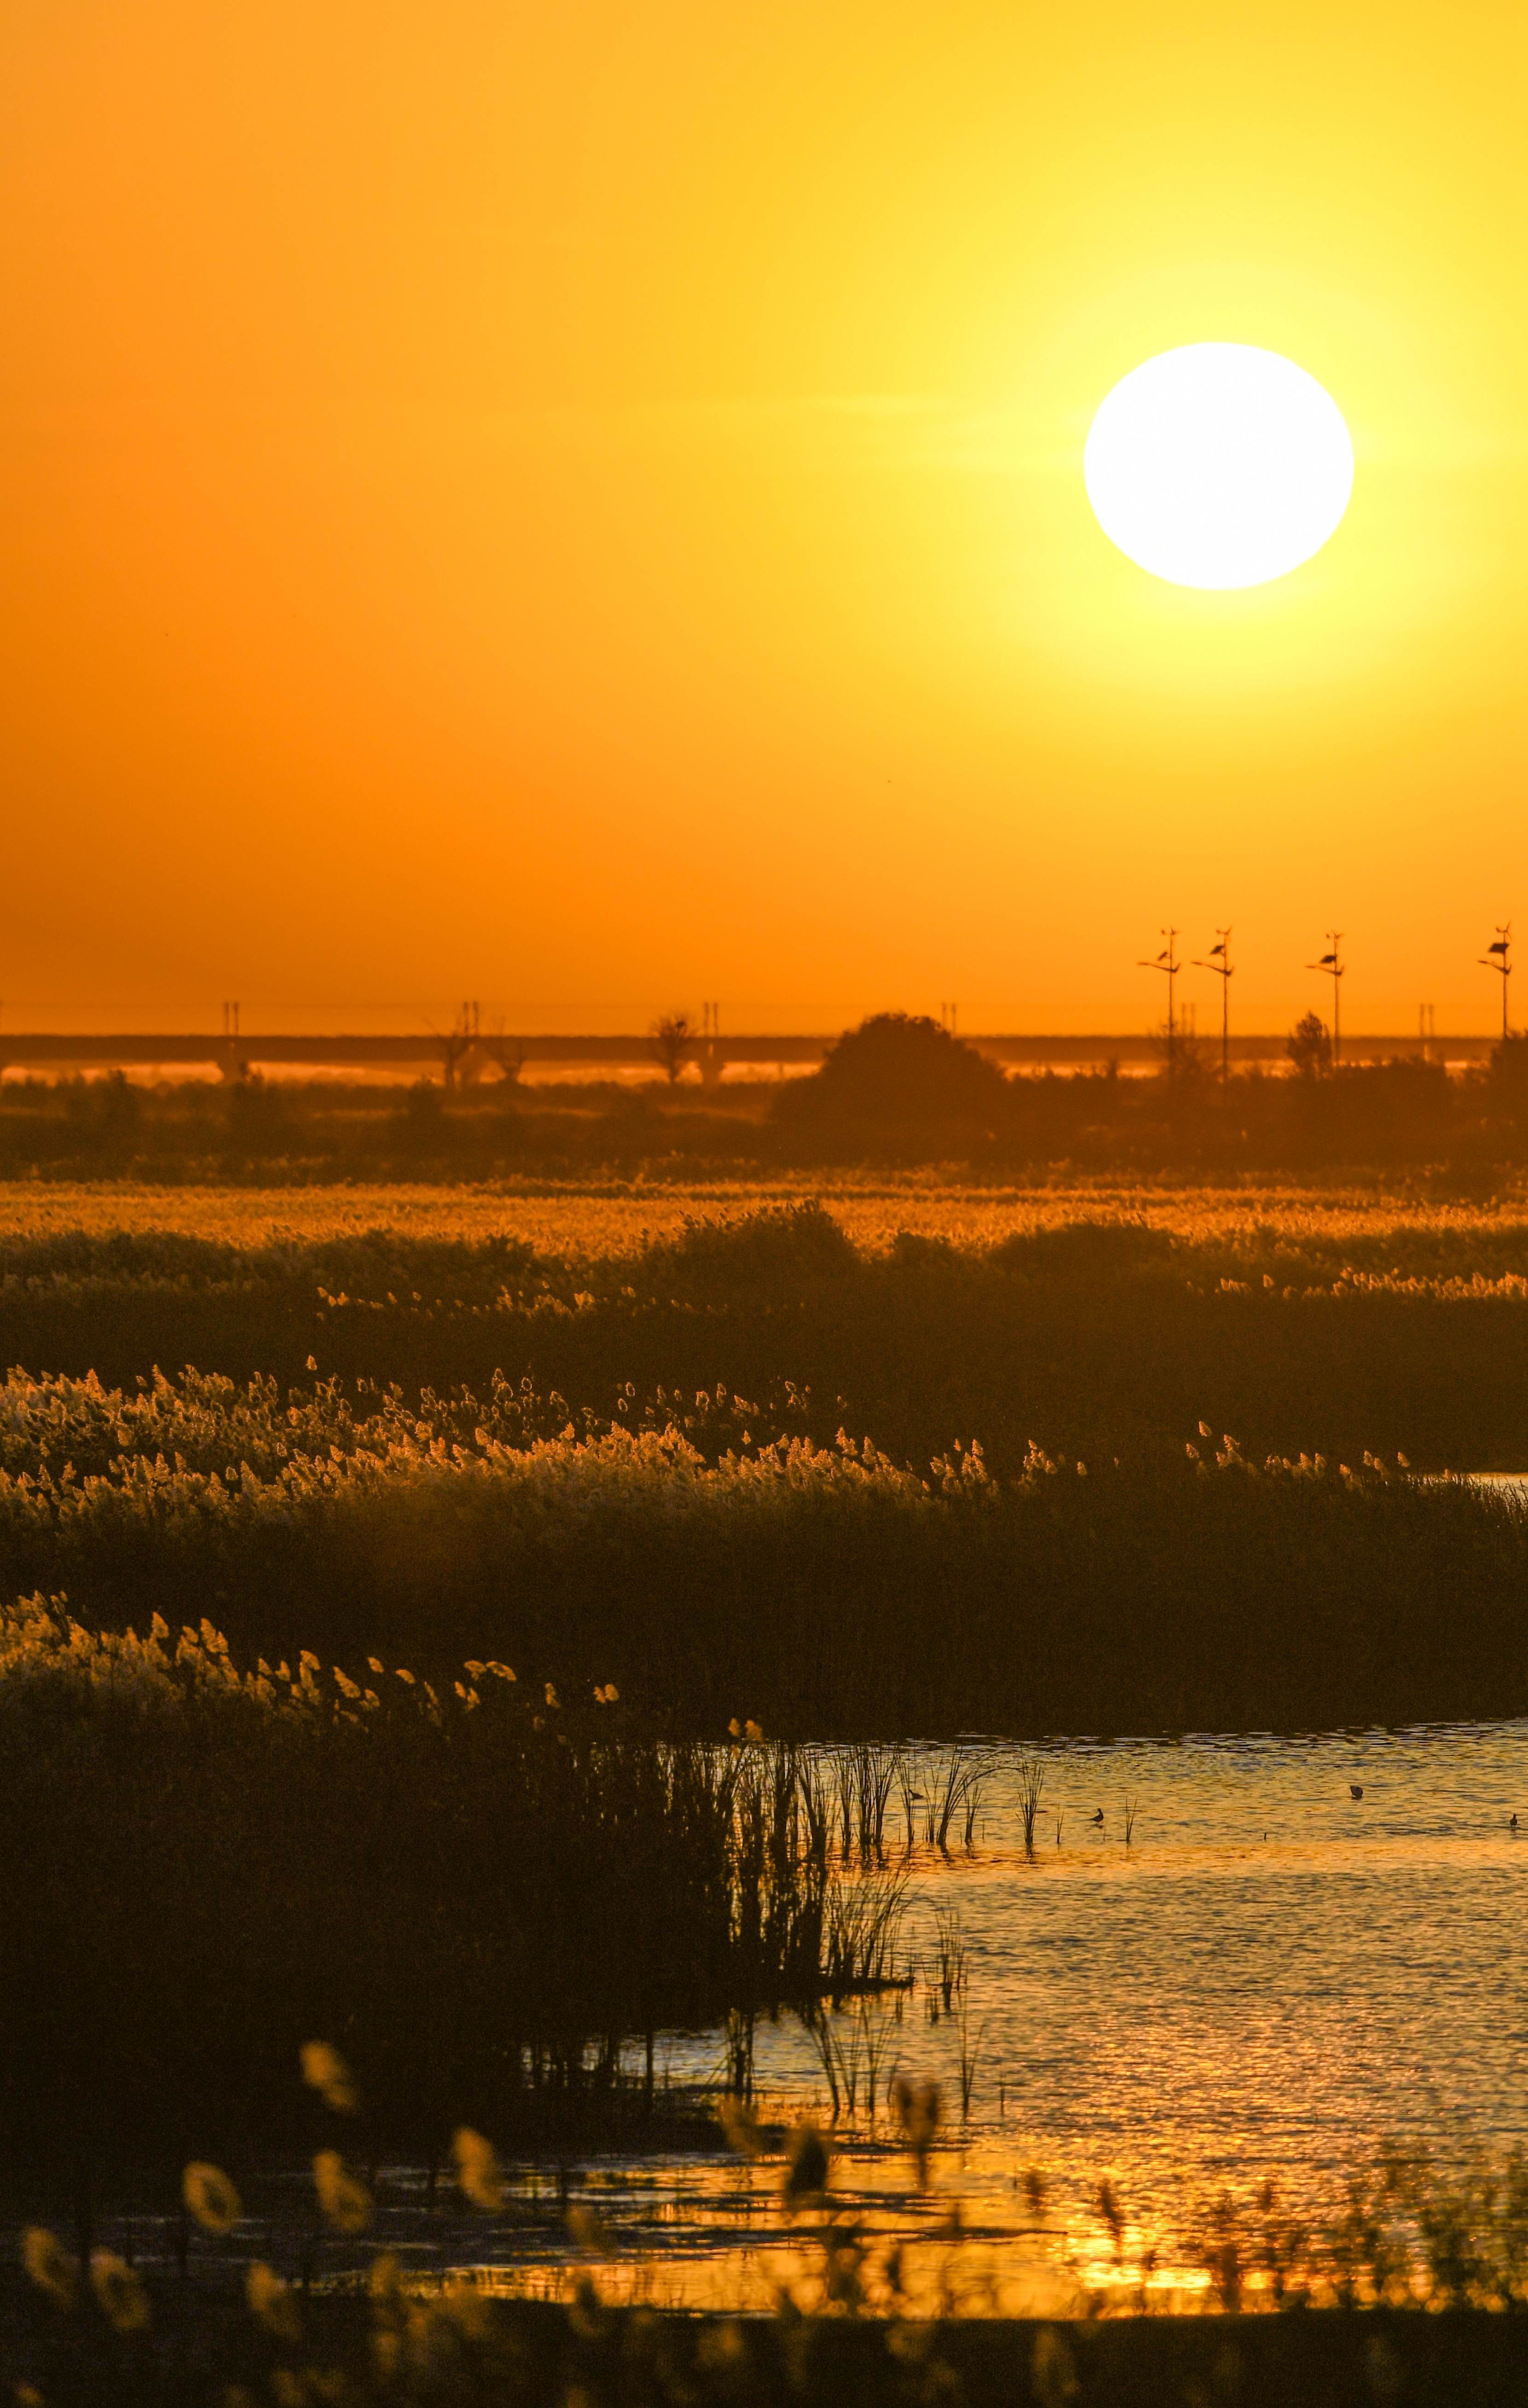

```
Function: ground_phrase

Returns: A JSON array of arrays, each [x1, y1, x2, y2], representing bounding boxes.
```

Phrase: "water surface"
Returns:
[[113, 1723, 1528, 2313], [461, 1723, 1528, 2310]]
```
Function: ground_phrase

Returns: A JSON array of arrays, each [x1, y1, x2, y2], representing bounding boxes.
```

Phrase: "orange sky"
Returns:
[[5, 0, 1527, 1036]]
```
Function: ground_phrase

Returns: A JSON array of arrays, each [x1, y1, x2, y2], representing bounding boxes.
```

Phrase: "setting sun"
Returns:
[[1083, 343, 1355, 591]]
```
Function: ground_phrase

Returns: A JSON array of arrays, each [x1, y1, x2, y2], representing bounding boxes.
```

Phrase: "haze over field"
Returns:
[[6, 0, 1528, 1035]]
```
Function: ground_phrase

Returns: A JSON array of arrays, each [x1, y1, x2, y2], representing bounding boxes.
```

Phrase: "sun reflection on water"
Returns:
[[406, 1722, 1528, 2313]]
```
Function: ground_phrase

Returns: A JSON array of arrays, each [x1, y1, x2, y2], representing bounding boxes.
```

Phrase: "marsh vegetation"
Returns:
[[5, 1171, 1528, 2394], [6, 1192, 1528, 1728], [0, 1595, 929, 2187], [13, 1189, 1528, 1472], [1, 1366, 1525, 1731]]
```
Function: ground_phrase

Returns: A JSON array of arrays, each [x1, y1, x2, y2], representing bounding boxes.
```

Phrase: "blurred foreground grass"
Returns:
[[10, 2057, 1528, 2406]]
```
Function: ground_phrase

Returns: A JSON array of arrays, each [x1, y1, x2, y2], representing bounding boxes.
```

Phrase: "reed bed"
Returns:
[[0, 1359, 1524, 1731], [12, 1195, 1528, 1474], [0, 1596, 910, 2183], [12, 1173, 1528, 1254]]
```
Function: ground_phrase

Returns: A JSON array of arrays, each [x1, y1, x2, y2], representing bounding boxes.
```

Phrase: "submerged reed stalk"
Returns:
[[1017, 1755, 1046, 1855]]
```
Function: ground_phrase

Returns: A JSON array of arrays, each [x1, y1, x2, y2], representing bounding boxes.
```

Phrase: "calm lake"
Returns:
[[408, 1722, 1528, 2311], [107, 1722, 1528, 2313]]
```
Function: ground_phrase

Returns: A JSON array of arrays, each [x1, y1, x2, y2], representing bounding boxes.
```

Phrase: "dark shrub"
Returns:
[[774, 1014, 1012, 1131]]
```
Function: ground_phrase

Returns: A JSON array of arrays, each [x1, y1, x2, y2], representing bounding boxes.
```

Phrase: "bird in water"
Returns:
[[1350, 1785, 1364, 1800], [1090, 1809, 1105, 1826], [1512, 1814, 1519, 1830]]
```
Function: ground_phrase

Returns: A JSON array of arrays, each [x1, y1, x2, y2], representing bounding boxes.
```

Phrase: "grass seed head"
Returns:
[[1032, 2324, 1080, 2407], [1097, 2178, 1125, 2257], [452, 2125, 505, 2212], [566, 2205, 609, 2254], [22, 2226, 78, 2309], [717, 2095, 765, 2158], [890, 2076, 941, 2186], [246, 2261, 302, 2342], [300, 2041, 359, 2114], [183, 2160, 243, 2234], [439, 2280, 492, 2339], [368, 2249, 405, 2327], [567, 2270, 605, 2339], [313, 2149, 373, 2233], [783, 2121, 830, 2211], [90, 2251, 150, 2335]]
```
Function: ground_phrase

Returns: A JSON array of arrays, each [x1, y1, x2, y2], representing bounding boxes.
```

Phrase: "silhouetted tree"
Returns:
[[435, 1015, 476, 1091], [774, 1012, 1012, 1128], [400, 1077, 445, 1141], [63, 1071, 143, 1149], [650, 1012, 695, 1084], [481, 1020, 526, 1086], [1287, 1012, 1333, 1080]]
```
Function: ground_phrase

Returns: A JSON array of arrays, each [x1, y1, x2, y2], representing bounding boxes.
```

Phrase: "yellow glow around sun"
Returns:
[[1083, 343, 1355, 590]]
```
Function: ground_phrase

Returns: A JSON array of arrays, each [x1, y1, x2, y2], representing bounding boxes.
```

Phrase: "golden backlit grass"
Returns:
[[8, 1175, 1528, 1263], [6, 1190, 1528, 1735], [3, 1364, 1524, 1735], [9, 1191, 1528, 1480]]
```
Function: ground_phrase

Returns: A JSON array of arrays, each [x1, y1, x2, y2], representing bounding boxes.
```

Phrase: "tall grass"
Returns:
[[13, 1198, 1528, 1471], [0, 1596, 902, 2179], [0, 1364, 1524, 1731], [1017, 1756, 1046, 1855]]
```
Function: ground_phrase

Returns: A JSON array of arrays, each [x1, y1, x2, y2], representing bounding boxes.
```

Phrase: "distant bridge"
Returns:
[[0, 1031, 1499, 1081]]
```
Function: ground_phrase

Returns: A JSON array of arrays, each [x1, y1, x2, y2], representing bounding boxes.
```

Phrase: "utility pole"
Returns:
[[1479, 924, 1512, 1043], [1306, 934, 1344, 1066], [1193, 928, 1233, 1080], [1137, 929, 1181, 1071]]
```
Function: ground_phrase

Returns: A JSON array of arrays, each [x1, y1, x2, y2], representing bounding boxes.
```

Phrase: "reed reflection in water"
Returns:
[[72, 1724, 1527, 2315], [543, 1722, 1528, 2308]]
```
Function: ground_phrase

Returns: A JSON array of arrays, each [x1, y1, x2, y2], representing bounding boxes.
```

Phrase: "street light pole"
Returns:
[[1137, 928, 1181, 1072], [1193, 928, 1233, 1080], [1306, 934, 1344, 1066], [1479, 924, 1512, 1044]]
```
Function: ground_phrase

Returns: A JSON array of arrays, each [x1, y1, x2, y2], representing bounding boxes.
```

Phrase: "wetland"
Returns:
[[6, 1174, 1528, 2393]]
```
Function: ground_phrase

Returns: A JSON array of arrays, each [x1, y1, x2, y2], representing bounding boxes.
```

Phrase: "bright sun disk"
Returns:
[[1083, 343, 1354, 591]]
